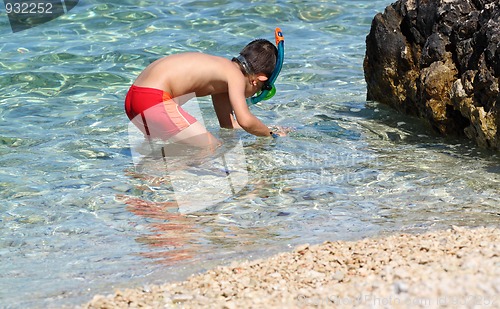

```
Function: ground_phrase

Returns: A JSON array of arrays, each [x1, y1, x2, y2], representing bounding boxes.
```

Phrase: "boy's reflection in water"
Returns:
[[119, 178, 278, 266], [120, 195, 200, 264]]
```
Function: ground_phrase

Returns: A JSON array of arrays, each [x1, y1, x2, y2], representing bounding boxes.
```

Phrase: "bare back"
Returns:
[[133, 53, 239, 98]]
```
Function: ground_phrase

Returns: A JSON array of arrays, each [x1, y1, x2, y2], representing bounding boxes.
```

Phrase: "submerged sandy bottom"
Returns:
[[81, 226, 499, 308]]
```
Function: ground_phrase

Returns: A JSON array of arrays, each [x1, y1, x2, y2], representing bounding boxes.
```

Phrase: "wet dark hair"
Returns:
[[234, 39, 277, 78]]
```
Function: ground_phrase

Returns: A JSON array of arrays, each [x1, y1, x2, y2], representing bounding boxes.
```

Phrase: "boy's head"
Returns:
[[234, 39, 277, 78]]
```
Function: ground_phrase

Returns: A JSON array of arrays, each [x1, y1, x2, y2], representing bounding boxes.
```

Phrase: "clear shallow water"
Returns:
[[1, 0, 499, 307]]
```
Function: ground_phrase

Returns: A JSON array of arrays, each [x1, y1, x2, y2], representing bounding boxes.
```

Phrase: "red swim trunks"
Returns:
[[124, 85, 197, 139]]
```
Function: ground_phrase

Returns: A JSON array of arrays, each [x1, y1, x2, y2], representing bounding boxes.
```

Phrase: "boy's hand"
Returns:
[[270, 125, 294, 137]]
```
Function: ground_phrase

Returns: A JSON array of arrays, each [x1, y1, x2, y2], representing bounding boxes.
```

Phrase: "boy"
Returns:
[[125, 38, 284, 148]]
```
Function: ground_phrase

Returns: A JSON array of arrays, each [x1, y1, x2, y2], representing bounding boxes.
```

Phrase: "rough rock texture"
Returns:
[[81, 226, 500, 308], [364, 0, 500, 150]]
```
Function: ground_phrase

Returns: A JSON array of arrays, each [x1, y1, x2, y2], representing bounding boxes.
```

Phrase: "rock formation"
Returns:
[[364, 0, 499, 150]]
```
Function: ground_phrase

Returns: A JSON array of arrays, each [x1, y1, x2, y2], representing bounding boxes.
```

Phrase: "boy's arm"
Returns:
[[211, 93, 241, 129], [228, 76, 271, 137], [228, 91, 273, 137]]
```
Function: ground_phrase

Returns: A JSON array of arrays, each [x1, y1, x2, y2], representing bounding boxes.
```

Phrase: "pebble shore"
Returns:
[[82, 226, 499, 308]]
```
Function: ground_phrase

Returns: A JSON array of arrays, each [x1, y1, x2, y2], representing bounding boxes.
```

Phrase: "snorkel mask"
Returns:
[[233, 28, 285, 105]]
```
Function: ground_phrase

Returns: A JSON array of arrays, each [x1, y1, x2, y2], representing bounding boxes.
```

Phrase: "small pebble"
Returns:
[[172, 294, 193, 303]]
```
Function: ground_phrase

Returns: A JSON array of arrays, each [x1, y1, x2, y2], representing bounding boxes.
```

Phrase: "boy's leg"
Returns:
[[159, 121, 220, 159], [169, 121, 221, 148]]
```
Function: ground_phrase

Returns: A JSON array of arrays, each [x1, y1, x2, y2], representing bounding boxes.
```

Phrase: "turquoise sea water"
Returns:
[[1, 1, 499, 307]]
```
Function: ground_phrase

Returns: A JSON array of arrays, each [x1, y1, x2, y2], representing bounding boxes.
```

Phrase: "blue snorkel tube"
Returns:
[[248, 28, 284, 105]]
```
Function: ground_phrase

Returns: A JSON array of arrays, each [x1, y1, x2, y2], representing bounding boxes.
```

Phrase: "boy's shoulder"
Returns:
[[176, 52, 241, 76]]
